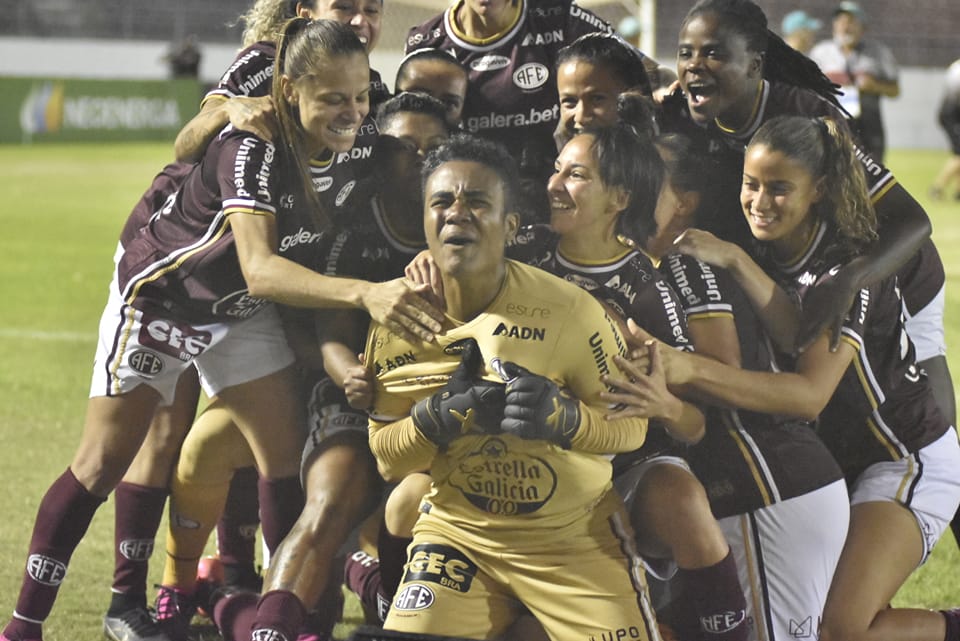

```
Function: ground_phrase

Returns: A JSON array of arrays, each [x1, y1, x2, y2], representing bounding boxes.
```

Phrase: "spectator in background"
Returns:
[[617, 15, 641, 48], [780, 10, 820, 56], [809, 1, 899, 161], [165, 35, 202, 79], [931, 58, 960, 202]]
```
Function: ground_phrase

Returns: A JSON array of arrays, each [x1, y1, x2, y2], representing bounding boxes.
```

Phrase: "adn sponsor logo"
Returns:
[[492, 322, 546, 341]]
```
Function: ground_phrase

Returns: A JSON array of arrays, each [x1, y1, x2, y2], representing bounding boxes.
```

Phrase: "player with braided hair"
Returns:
[[660, 0, 954, 451]]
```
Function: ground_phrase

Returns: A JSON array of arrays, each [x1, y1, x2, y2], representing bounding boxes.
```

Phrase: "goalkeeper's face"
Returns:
[[423, 160, 519, 279]]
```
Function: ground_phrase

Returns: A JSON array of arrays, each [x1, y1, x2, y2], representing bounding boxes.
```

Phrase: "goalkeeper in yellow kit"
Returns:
[[364, 134, 663, 641]]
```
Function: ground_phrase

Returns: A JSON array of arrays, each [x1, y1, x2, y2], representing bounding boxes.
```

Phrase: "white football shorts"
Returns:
[[903, 284, 946, 362], [90, 267, 294, 406], [718, 480, 849, 641], [849, 428, 960, 563]]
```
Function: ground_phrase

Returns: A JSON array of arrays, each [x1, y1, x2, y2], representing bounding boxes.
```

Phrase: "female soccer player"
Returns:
[[663, 0, 954, 427], [161, 92, 453, 641], [401, 121, 746, 641], [394, 48, 469, 129], [0, 20, 442, 641], [553, 31, 654, 149], [104, 3, 393, 637], [403, 0, 670, 224], [369, 134, 660, 641], [615, 115, 960, 641], [606, 130, 850, 641]]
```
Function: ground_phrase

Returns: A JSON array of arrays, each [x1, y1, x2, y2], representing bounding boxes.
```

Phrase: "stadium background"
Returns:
[[1, 0, 958, 147], [0, 1, 958, 639]]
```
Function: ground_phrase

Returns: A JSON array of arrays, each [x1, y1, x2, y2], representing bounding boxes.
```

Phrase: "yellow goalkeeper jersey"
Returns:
[[365, 259, 648, 547]]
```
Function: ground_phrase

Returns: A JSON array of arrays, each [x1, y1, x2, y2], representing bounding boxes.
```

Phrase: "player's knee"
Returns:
[[301, 464, 380, 540], [637, 464, 711, 522], [385, 473, 431, 537]]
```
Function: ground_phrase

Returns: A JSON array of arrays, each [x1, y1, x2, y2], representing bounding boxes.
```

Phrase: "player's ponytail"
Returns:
[[818, 117, 877, 249]]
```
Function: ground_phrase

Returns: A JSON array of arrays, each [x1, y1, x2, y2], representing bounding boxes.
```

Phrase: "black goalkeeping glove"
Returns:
[[497, 361, 581, 448], [411, 339, 506, 448]]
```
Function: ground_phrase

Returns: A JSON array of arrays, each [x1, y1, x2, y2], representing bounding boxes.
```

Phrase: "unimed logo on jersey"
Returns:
[[27, 554, 66, 586], [402, 544, 477, 593], [119, 538, 154, 561], [394, 584, 435, 611]]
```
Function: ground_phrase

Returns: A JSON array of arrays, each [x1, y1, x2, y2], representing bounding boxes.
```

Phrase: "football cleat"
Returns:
[[153, 586, 196, 641], [102, 605, 173, 641], [195, 556, 225, 618]]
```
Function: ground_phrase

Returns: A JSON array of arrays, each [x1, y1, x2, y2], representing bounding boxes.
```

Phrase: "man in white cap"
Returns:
[[780, 9, 820, 55], [809, 1, 900, 161]]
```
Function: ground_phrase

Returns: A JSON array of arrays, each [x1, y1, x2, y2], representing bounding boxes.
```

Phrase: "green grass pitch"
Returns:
[[0, 142, 957, 640]]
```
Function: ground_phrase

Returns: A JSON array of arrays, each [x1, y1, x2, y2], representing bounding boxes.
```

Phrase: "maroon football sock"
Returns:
[[257, 476, 304, 555], [3, 468, 106, 640], [110, 482, 167, 604], [680, 550, 748, 641], [251, 590, 306, 641], [943, 608, 960, 641], [218, 467, 260, 571], [212, 589, 259, 641], [344, 550, 389, 623], [377, 520, 412, 598]]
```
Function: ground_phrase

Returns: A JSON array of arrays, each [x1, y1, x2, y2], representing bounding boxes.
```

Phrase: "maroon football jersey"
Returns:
[[507, 223, 691, 463], [660, 252, 843, 518], [204, 40, 383, 211], [758, 219, 950, 483], [118, 128, 324, 323], [405, 0, 628, 177], [660, 79, 944, 323]]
